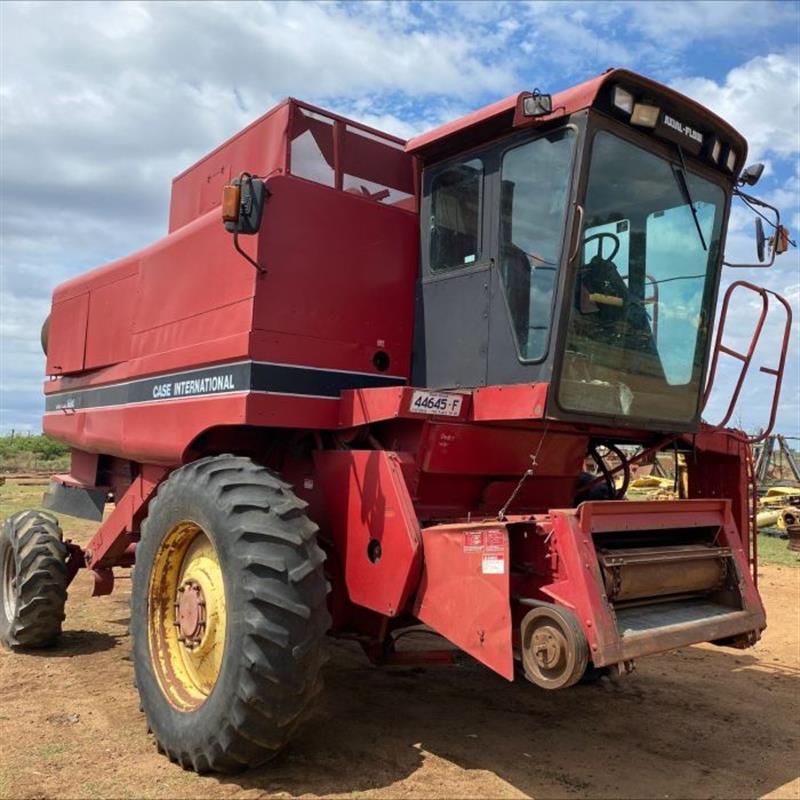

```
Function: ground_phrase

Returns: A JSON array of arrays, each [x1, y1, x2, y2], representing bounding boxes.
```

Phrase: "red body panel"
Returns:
[[169, 101, 291, 234], [46, 395, 250, 465], [252, 175, 418, 378], [471, 383, 548, 421], [44, 174, 417, 462], [315, 449, 421, 617], [46, 293, 89, 375], [134, 217, 256, 344], [414, 522, 513, 679], [84, 275, 136, 370]]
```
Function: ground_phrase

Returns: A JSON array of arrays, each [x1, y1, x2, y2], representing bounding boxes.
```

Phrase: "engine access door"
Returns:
[[413, 156, 491, 388]]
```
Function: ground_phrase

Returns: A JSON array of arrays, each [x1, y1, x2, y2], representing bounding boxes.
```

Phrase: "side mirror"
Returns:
[[221, 176, 267, 235], [755, 217, 766, 263], [724, 190, 781, 269], [522, 91, 553, 117]]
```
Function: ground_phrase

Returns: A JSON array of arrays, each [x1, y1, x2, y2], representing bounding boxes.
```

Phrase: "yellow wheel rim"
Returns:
[[148, 521, 226, 711]]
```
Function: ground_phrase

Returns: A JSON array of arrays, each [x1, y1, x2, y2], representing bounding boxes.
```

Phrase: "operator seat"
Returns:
[[576, 255, 661, 364]]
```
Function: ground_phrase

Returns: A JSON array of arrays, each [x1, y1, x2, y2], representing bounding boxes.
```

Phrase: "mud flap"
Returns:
[[43, 480, 107, 521], [314, 449, 422, 617], [413, 522, 513, 679]]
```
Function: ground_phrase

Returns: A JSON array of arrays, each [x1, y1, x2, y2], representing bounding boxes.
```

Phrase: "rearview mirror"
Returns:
[[724, 190, 781, 269], [221, 176, 267, 235], [755, 217, 766, 263]]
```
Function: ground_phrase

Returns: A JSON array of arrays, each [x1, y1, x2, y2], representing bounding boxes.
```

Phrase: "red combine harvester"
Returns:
[[1, 69, 793, 772]]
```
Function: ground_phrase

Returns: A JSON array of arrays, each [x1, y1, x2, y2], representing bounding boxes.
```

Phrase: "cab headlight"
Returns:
[[612, 85, 634, 115], [631, 103, 660, 128]]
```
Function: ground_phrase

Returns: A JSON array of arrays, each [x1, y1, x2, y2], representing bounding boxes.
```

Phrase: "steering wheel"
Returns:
[[583, 231, 620, 262]]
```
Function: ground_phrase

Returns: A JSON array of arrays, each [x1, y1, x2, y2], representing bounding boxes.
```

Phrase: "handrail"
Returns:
[[567, 203, 584, 264], [702, 280, 793, 443], [744, 440, 758, 588]]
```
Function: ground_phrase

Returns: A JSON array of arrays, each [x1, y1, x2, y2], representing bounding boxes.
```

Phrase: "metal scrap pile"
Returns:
[[752, 435, 800, 549], [756, 487, 800, 551]]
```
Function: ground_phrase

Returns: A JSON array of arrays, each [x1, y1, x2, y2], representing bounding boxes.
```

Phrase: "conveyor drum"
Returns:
[[598, 544, 730, 603]]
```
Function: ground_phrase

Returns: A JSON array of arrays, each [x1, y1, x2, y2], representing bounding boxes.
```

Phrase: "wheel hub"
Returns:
[[174, 579, 207, 648], [532, 625, 567, 670], [148, 521, 227, 710], [520, 605, 588, 689]]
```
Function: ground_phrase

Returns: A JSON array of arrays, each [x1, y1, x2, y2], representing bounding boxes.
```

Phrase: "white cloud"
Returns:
[[627, 1, 798, 45], [517, 1, 797, 82], [673, 53, 800, 163]]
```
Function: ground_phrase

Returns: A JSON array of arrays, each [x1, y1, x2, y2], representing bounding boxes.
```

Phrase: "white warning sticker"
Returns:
[[481, 554, 505, 575]]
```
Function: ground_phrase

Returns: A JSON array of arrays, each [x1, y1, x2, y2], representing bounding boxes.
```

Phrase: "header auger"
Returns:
[[1, 67, 793, 773]]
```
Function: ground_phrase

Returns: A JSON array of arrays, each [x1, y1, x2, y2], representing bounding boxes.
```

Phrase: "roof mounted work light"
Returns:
[[523, 90, 553, 117], [630, 103, 660, 128], [612, 85, 634, 115], [724, 148, 737, 173], [708, 137, 722, 165]]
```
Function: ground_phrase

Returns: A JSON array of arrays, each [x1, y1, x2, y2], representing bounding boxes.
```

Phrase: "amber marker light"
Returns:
[[221, 184, 241, 223]]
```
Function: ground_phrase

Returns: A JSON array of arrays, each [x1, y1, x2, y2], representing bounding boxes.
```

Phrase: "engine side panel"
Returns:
[[251, 175, 419, 380], [46, 293, 89, 375]]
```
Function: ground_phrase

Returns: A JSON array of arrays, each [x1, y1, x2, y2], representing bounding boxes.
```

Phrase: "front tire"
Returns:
[[0, 510, 68, 648], [131, 455, 330, 773]]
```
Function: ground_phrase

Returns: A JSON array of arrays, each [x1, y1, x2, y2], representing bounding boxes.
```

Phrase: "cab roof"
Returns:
[[405, 68, 747, 168]]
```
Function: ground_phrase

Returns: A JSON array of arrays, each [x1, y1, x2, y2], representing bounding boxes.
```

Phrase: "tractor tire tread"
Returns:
[[132, 454, 329, 774], [0, 510, 68, 649]]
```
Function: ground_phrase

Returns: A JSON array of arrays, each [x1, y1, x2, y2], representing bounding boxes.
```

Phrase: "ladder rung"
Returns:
[[718, 344, 747, 361]]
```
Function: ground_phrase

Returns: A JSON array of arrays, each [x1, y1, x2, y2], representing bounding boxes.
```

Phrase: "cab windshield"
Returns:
[[558, 131, 725, 424]]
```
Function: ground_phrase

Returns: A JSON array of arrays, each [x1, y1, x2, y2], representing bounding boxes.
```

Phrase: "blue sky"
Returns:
[[1, 0, 798, 435]]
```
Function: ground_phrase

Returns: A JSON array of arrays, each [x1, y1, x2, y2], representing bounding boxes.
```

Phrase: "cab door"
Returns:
[[413, 154, 493, 389], [486, 127, 578, 386]]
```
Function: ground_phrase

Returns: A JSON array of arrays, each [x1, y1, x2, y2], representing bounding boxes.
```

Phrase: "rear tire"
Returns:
[[131, 455, 330, 773], [0, 510, 68, 648]]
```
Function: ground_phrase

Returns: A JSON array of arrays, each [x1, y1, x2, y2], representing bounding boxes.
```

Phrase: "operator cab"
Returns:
[[410, 69, 757, 433]]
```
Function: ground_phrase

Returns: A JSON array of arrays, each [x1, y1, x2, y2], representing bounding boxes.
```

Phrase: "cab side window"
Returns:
[[428, 158, 483, 272]]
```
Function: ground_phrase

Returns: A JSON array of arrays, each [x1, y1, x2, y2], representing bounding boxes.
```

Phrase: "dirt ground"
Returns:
[[1, 481, 798, 800]]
